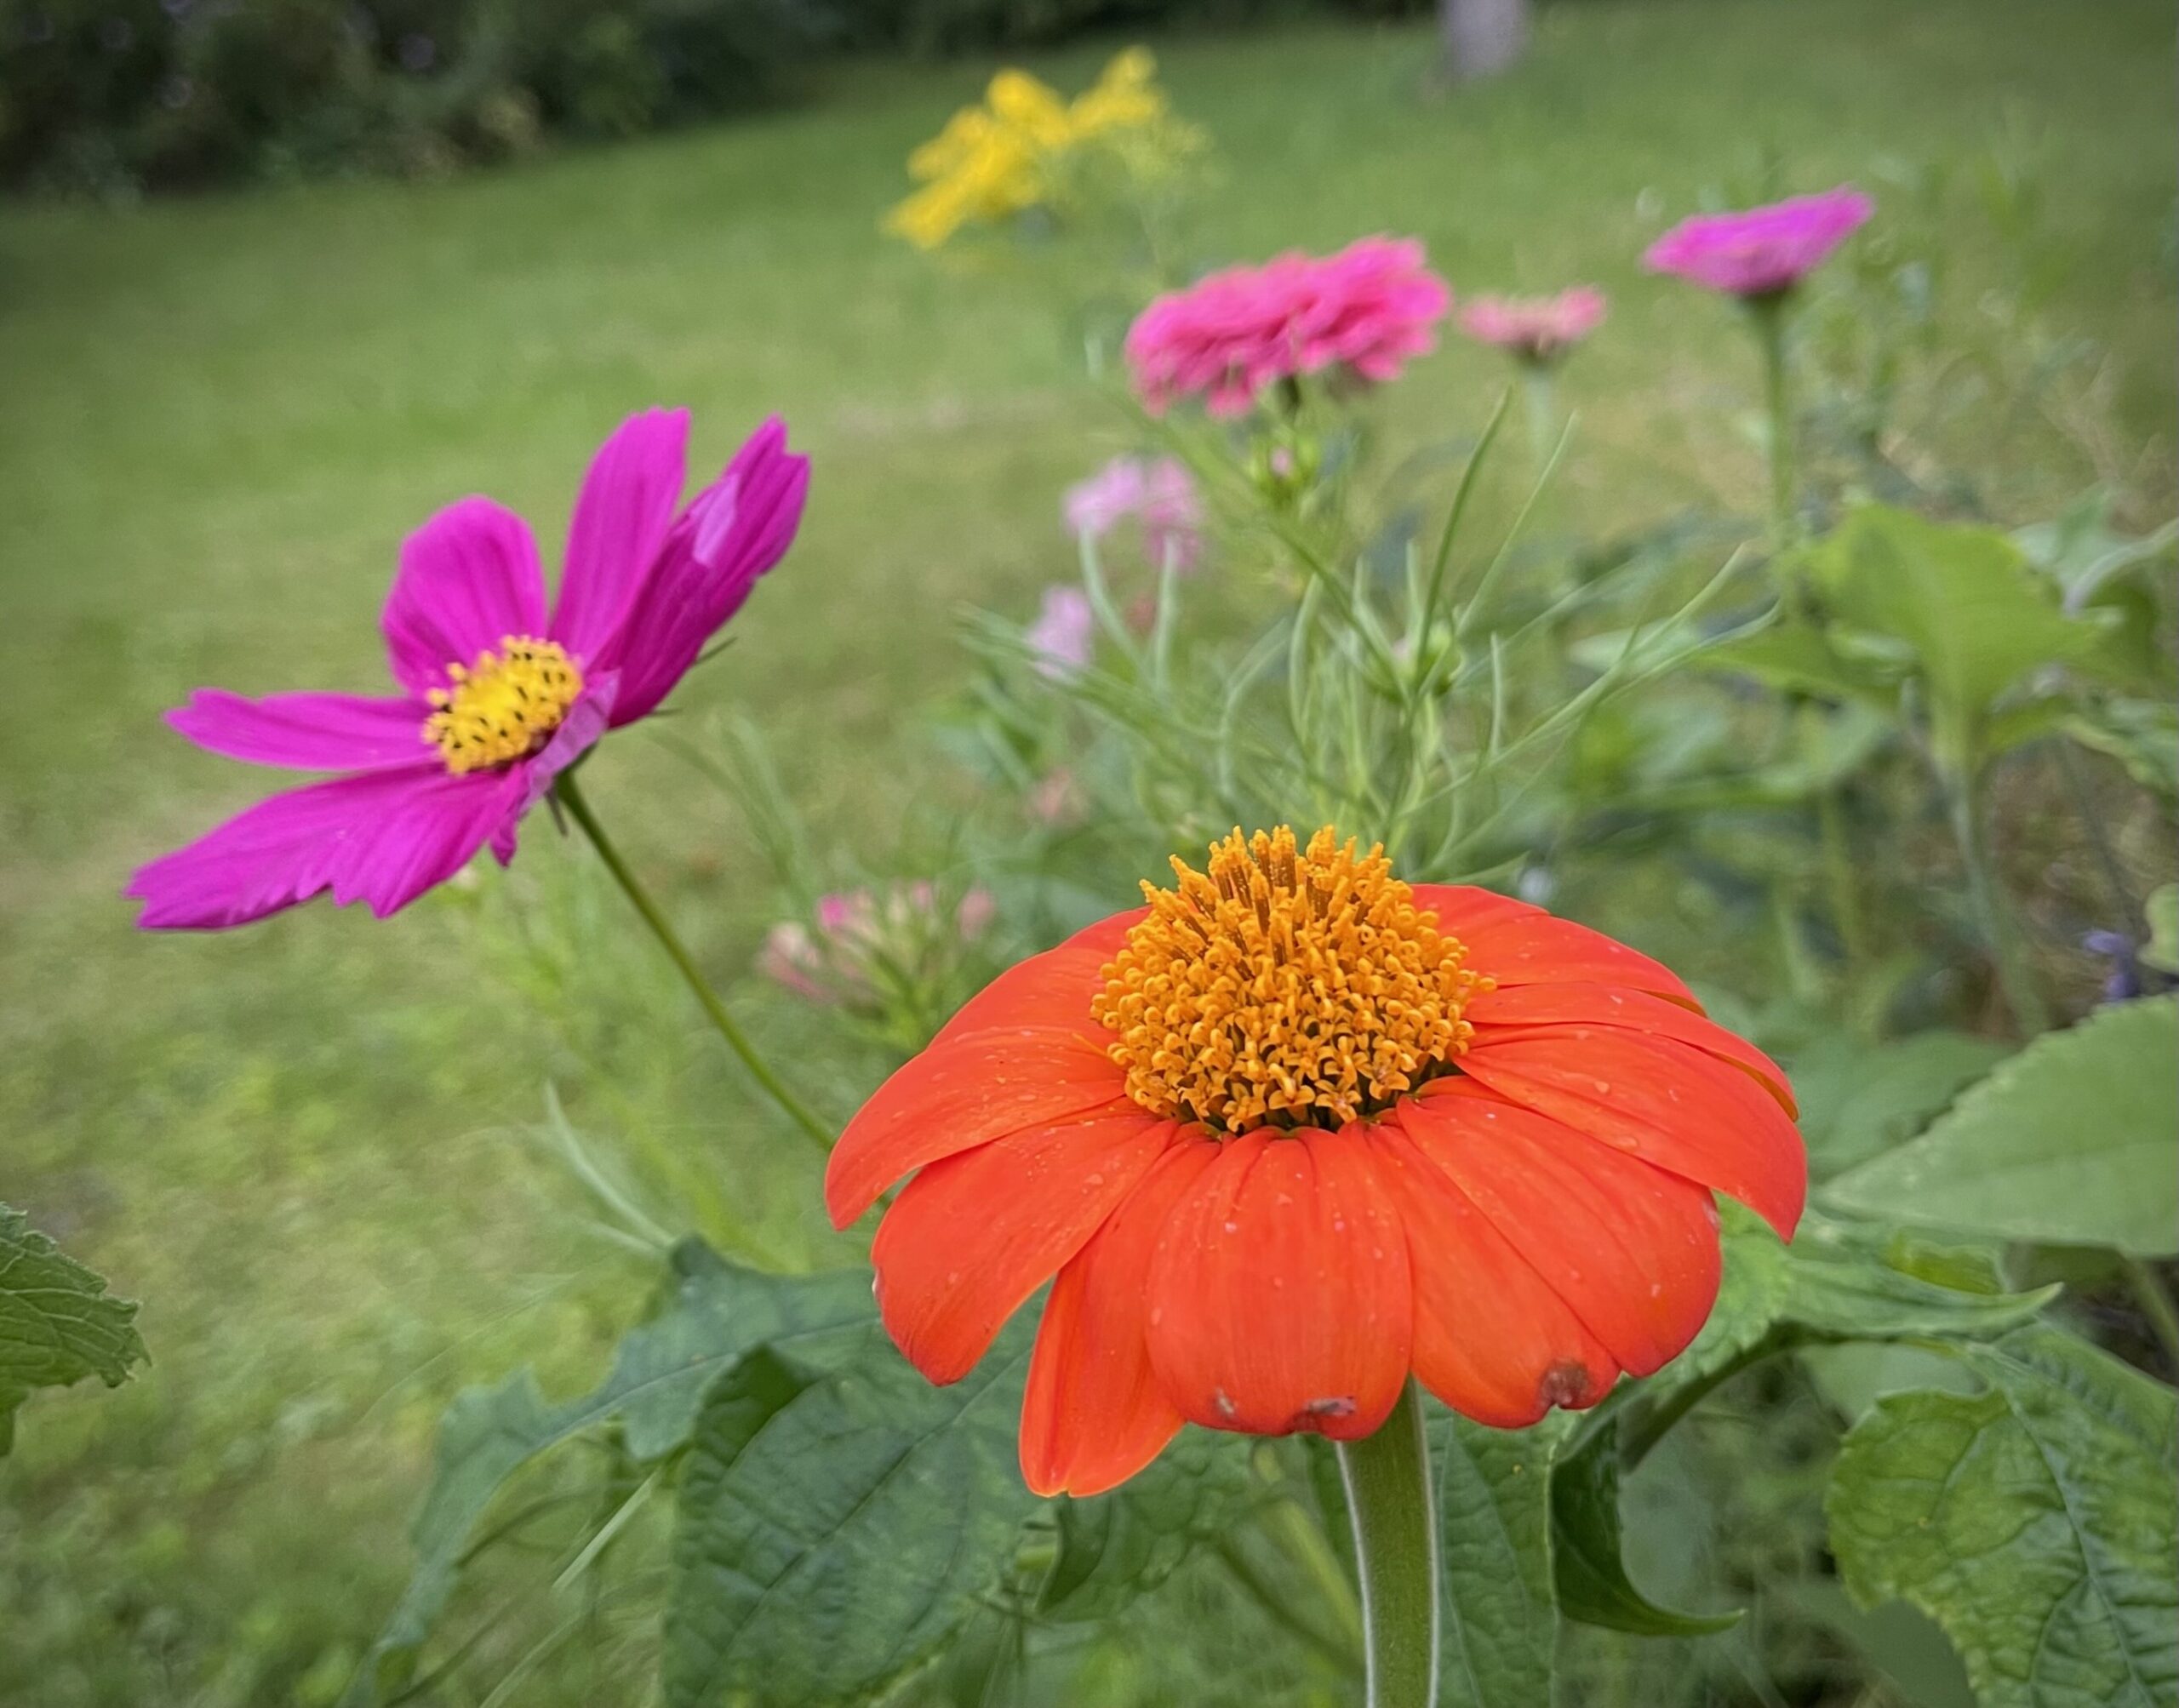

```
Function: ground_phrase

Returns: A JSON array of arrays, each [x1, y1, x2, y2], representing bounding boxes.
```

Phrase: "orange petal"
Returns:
[[1467, 981, 1795, 1114], [872, 1109, 1176, 1385], [1453, 1031, 1806, 1238], [826, 1027, 1129, 1227], [1361, 1121, 1620, 1426], [1395, 1091, 1722, 1375], [931, 907, 1148, 1047], [1411, 886, 1696, 1005], [1144, 1130, 1413, 1441], [1020, 1134, 1221, 1497]]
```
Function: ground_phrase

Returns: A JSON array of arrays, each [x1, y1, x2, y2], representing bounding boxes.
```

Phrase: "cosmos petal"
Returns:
[[824, 1027, 1131, 1227], [167, 689, 429, 773], [1466, 980, 1794, 1113], [872, 1111, 1175, 1385], [1145, 1130, 1412, 1441], [1453, 1031, 1807, 1238], [550, 408, 691, 665], [1362, 1121, 1619, 1426], [129, 763, 525, 929], [1396, 1091, 1722, 1375], [1020, 1134, 1218, 1497], [383, 497, 549, 697]]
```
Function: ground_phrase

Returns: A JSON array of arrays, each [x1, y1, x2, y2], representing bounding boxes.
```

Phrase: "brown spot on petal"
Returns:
[[1538, 1361, 1593, 1410], [1290, 1395, 1357, 1431]]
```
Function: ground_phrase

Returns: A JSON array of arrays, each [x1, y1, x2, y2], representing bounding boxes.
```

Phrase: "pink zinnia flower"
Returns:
[[1027, 585, 1096, 678], [1457, 287, 1607, 363], [1643, 187, 1873, 298], [129, 410, 809, 928], [1063, 455, 1204, 572], [1124, 236, 1452, 419]]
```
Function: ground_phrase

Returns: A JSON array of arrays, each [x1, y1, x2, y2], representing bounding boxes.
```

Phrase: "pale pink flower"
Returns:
[[1457, 287, 1607, 363], [761, 883, 997, 1008], [1027, 585, 1095, 677], [1063, 455, 1204, 572], [1643, 187, 1873, 298], [1027, 768, 1085, 826], [1124, 236, 1452, 418]]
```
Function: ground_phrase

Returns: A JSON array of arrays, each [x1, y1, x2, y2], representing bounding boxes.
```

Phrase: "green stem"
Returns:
[[1942, 757, 2052, 1037], [1519, 363, 1558, 471], [1619, 1333, 1790, 1470], [1336, 1380, 1438, 1708], [2122, 1258, 2179, 1377], [1751, 295, 1796, 546], [553, 770, 834, 1154]]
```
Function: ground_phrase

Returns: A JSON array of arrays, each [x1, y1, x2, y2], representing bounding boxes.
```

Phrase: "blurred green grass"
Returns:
[[0, 2, 2170, 1701]]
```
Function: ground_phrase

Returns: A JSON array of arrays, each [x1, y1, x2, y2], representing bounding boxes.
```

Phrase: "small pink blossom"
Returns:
[[1027, 585, 1095, 677], [1643, 187, 1873, 298], [761, 883, 997, 1008], [1063, 455, 1204, 572], [1457, 287, 1607, 363], [1124, 236, 1452, 418], [1027, 768, 1085, 826]]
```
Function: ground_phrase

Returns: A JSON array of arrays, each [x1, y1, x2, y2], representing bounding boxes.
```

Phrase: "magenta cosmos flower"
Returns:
[[1644, 187, 1873, 298], [129, 410, 809, 929], [1457, 287, 1607, 363], [1125, 236, 1451, 419]]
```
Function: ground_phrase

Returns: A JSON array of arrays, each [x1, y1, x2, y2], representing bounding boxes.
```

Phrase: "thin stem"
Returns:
[[1942, 757, 2052, 1037], [2123, 1257, 2179, 1377], [1520, 363, 1558, 471], [1336, 1380, 1438, 1708], [553, 770, 834, 1154], [1751, 296, 1796, 546], [1619, 1333, 1789, 1471]]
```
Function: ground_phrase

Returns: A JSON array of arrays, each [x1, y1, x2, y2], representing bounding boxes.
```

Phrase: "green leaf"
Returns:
[[1790, 1030, 2011, 1180], [0, 1203, 146, 1456], [1037, 1429, 1258, 1625], [664, 1321, 1041, 1708], [1696, 623, 1895, 705], [2143, 886, 2179, 978], [1549, 1418, 1740, 1637], [1429, 1406, 1572, 1705], [345, 1242, 875, 1706], [1805, 505, 2115, 727], [2068, 698, 2179, 800], [1828, 1325, 2179, 1708], [1824, 998, 2179, 1257]]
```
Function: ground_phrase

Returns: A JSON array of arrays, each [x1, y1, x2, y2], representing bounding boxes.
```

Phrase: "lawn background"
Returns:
[[2, 1, 2171, 1701]]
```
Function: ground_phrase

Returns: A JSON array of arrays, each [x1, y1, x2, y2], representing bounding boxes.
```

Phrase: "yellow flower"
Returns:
[[884, 47, 1202, 250]]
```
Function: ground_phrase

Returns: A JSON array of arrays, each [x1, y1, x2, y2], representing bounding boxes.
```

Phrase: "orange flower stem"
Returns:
[[1336, 1378, 1439, 1708], [554, 771, 835, 1155]]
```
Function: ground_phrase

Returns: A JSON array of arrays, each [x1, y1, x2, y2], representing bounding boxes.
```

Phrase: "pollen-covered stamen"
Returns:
[[1092, 825, 1489, 1134], [422, 637, 584, 774]]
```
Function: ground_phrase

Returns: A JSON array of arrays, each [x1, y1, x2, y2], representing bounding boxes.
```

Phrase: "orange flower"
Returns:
[[825, 828, 1805, 1497]]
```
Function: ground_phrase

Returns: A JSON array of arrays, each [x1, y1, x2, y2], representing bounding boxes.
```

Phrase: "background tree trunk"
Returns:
[[1439, 0, 1531, 81]]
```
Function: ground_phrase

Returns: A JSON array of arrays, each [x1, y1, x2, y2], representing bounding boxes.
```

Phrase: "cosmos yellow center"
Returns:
[[423, 637, 584, 774], [1092, 826, 1486, 1134]]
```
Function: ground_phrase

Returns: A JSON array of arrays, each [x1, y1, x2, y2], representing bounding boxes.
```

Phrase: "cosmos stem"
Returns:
[[552, 769, 835, 1155], [1337, 1379, 1439, 1708]]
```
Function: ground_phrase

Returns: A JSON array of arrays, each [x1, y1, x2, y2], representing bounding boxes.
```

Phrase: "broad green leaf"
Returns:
[[345, 1242, 875, 1706], [1805, 505, 2115, 728], [2144, 886, 2179, 977], [2068, 698, 2179, 800], [1790, 1030, 2010, 1179], [1037, 1428, 1257, 1624], [1549, 1418, 1739, 1637], [1824, 997, 2179, 1257], [1695, 623, 1894, 705], [1429, 1406, 1572, 1706], [0, 1204, 146, 1455], [664, 1320, 1040, 1708], [1828, 1326, 2179, 1708]]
